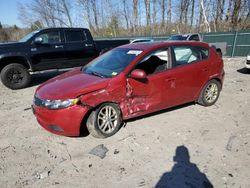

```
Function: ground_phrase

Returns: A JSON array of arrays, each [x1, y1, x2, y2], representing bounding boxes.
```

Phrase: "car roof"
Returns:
[[172, 33, 199, 36], [131, 38, 153, 41], [118, 41, 209, 51], [38, 27, 89, 32]]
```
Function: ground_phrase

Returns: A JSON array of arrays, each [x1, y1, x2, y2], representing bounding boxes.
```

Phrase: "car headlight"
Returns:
[[44, 98, 79, 109]]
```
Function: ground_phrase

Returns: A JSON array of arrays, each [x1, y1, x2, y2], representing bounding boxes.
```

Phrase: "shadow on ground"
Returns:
[[237, 68, 250, 75], [155, 145, 213, 188]]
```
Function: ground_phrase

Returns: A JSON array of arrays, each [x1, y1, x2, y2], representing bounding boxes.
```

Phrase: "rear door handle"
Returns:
[[55, 45, 63, 49], [202, 66, 208, 72]]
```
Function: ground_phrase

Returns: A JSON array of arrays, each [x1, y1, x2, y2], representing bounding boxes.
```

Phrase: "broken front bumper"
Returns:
[[32, 104, 89, 136]]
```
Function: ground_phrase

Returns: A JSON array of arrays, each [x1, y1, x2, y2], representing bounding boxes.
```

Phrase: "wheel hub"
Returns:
[[205, 83, 218, 103], [7, 70, 23, 84], [13, 74, 19, 79], [97, 106, 118, 134]]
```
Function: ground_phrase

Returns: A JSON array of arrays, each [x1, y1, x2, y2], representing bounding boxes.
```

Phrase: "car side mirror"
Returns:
[[130, 69, 147, 80], [34, 37, 43, 44]]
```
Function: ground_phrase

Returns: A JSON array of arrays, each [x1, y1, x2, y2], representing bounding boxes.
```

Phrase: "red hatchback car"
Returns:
[[32, 41, 224, 138]]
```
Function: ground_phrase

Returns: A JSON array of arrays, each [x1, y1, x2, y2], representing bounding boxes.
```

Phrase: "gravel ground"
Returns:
[[0, 58, 249, 188]]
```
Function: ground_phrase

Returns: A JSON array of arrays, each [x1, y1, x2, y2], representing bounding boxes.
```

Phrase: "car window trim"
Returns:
[[32, 30, 62, 44], [63, 29, 87, 43], [196, 46, 210, 60], [170, 45, 208, 69], [127, 47, 171, 78]]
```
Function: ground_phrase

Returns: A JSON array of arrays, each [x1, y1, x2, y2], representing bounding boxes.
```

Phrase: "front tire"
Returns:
[[86, 103, 122, 138], [0, 63, 31, 89], [198, 79, 221, 106]]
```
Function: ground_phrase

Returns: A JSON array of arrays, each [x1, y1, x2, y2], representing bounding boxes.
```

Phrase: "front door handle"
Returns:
[[55, 45, 64, 49], [202, 66, 208, 72], [166, 78, 176, 82], [85, 44, 93, 47], [166, 77, 176, 88]]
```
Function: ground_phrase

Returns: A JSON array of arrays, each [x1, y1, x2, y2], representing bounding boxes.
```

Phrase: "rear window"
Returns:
[[189, 35, 200, 41], [65, 30, 86, 42], [169, 35, 188, 40]]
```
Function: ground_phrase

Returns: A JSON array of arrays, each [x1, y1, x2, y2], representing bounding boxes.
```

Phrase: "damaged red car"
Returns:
[[32, 41, 224, 138]]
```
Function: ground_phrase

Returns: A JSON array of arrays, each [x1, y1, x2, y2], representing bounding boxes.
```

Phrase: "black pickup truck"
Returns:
[[0, 28, 129, 89]]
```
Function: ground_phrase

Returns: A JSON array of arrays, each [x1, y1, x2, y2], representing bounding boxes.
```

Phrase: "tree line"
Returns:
[[1, 0, 250, 41]]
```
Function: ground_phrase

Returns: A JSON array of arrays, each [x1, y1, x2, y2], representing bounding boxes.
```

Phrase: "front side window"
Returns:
[[65, 30, 86, 42], [173, 46, 202, 67], [38, 31, 61, 44], [134, 48, 169, 75], [82, 48, 142, 78]]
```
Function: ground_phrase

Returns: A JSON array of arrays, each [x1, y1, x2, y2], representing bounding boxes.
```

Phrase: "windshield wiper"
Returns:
[[89, 71, 106, 78], [82, 67, 107, 78]]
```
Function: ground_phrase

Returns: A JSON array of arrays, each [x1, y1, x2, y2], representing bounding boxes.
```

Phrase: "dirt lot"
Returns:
[[0, 58, 249, 188]]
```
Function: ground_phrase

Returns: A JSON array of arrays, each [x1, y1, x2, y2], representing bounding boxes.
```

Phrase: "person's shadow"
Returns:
[[155, 145, 213, 188]]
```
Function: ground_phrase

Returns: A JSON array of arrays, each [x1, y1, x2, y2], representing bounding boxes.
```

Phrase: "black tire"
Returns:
[[86, 103, 122, 138], [0, 63, 31, 89], [198, 79, 221, 106]]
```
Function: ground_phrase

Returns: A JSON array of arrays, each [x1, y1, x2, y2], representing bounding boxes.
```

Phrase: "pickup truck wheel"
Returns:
[[86, 103, 122, 138], [0, 63, 31, 89], [198, 79, 221, 106]]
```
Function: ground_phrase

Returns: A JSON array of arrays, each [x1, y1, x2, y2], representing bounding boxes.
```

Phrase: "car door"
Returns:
[[63, 29, 98, 68], [126, 48, 170, 116], [162, 45, 210, 107], [30, 30, 66, 71]]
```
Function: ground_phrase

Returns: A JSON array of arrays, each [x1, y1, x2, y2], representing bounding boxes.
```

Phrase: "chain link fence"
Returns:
[[95, 30, 250, 57], [201, 31, 250, 57]]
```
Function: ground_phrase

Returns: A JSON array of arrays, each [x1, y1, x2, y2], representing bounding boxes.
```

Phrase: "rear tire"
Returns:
[[0, 63, 31, 89], [198, 79, 221, 106], [86, 103, 122, 138]]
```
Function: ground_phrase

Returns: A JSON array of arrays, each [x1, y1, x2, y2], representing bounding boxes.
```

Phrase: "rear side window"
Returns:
[[172, 46, 209, 67], [65, 30, 86, 42], [173, 46, 201, 67]]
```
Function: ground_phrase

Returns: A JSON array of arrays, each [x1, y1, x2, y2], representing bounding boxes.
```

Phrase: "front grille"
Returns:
[[33, 95, 44, 107]]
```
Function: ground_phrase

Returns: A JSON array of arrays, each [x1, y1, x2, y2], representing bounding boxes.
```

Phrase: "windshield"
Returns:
[[82, 48, 143, 78], [19, 30, 40, 42], [169, 35, 188, 40]]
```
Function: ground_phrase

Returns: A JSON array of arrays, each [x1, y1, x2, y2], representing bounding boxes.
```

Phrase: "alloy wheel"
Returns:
[[97, 105, 118, 134], [204, 83, 219, 103]]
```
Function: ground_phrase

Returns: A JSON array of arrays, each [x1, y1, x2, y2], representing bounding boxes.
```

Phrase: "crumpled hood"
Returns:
[[36, 68, 110, 100]]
